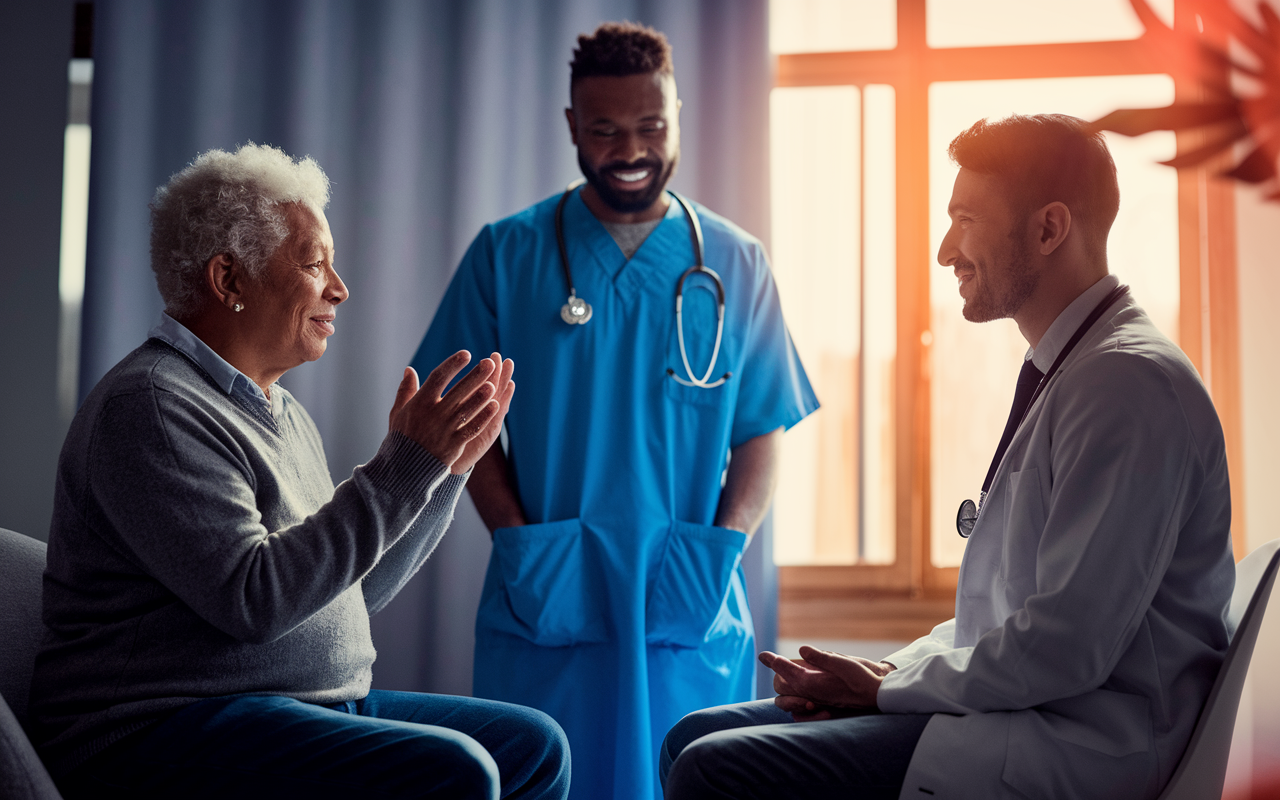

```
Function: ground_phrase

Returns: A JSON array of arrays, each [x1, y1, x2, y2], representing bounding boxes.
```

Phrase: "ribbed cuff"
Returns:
[[361, 431, 451, 503], [424, 471, 469, 520]]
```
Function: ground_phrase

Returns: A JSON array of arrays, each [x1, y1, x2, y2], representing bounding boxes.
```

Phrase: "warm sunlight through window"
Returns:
[[771, 85, 897, 566], [770, 0, 897, 53], [928, 74, 1178, 567], [926, 0, 1174, 48], [768, 0, 1239, 641]]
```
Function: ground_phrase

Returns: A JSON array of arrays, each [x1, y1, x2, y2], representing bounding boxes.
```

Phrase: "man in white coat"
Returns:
[[660, 113, 1235, 800]]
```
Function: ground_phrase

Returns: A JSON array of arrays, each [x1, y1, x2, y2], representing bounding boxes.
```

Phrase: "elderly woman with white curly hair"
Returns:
[[29, 144, 570, 800]]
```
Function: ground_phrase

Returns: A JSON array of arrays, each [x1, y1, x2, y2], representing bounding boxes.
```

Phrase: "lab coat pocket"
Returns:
[[646, 521, 748, 648], [488, 519, 608, 647], [1000, 468, 1046, 593]]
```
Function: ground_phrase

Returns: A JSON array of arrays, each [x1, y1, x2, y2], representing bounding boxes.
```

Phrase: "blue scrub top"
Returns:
[[411, 188, 817, 800]]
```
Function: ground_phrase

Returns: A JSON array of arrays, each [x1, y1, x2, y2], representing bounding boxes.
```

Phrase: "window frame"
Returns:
[[775, 0, 1244, 641]]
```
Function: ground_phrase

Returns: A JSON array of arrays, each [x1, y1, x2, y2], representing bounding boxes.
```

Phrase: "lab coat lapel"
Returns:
[[994, 292, 1136, 490], [902, 293, 1152, 800]]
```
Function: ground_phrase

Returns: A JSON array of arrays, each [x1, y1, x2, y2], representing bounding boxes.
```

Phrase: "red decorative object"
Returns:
[[1091, 0, 1280, 199]]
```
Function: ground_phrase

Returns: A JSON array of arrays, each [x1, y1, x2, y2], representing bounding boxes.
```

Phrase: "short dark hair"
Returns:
[[569, 21, 673, 95], [948, 114, 1120, 251]]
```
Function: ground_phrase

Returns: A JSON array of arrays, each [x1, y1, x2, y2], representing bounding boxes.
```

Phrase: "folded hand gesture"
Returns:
[[758, 646, 895, 722]]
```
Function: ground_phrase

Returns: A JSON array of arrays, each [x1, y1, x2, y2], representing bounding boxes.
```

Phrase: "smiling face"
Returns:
[[937, 168, 1039, 324], [240, 203, 347, 376], [567, 71, 680, 221]]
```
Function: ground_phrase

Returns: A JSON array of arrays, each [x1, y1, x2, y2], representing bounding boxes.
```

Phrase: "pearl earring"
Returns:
[[233, 303, 244, 312]]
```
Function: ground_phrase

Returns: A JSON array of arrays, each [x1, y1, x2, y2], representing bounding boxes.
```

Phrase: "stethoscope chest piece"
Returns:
[[560, 293, 592, 325], [956, 497, 979, 539]]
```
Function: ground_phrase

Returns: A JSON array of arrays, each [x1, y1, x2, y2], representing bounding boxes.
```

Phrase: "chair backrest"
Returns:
[[0, 527, 48, 723], [1156, 539, 1280, 800], [0, 527, 64, 799]]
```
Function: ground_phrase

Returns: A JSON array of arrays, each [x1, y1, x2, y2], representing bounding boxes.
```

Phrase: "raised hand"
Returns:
[[453, 353, 514, 475], [388, 351, 514, 473]]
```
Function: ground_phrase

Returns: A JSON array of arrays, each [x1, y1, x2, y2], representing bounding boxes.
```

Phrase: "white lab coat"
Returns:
[[878, 279, 1235, 800]]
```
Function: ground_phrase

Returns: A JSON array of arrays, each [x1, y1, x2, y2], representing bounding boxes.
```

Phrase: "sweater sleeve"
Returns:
[[87, 386, 449, 644], [362, 471, 470, 615]]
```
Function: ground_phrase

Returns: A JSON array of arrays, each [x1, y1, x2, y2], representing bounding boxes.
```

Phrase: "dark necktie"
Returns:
[[981, 357, 1045, 496]]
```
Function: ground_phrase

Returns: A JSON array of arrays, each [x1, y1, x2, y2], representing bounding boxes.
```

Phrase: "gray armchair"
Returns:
[[0, 527, 63, 799]]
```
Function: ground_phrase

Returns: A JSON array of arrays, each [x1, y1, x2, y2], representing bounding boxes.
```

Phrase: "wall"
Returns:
[[0, 0, 75, 541], [1228, 180, 1280, 797]]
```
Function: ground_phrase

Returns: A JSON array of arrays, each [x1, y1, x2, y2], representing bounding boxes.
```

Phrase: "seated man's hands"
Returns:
[[759, 646, 896, 722], [389, 351, 515, 475]]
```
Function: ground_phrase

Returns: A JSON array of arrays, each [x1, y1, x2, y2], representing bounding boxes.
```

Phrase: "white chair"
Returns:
[[0, 526, 63, 800], [1157, 539, 1280, 800]]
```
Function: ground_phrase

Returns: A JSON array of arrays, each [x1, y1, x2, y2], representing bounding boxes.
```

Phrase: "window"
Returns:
[[771, 83, 897, 567], [59, 3, 94, 423], [770, 0, 1243, 641]]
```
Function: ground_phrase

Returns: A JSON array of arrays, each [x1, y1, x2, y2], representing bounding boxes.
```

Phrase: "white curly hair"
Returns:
[[149, 143, 331, 318]]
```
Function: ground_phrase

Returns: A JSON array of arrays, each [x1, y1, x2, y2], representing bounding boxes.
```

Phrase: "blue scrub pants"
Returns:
[[661, 700, 930, 799], [58, 690, 570, 800]]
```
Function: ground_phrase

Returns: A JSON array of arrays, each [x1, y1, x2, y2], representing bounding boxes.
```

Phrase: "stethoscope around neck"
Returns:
[[553, 180, 731, 389], [955, 283, 1129, 538]]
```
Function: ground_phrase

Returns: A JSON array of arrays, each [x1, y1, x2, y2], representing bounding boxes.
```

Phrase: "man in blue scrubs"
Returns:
[[411, 22, 818, 800]]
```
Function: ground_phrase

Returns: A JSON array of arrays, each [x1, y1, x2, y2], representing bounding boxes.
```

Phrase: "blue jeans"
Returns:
[[661, 700, 931, 799], [59, 690, 570, 799]]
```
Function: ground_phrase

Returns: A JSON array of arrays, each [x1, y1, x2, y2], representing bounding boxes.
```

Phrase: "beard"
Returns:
[[577, 149, 679, 214], [960, 233, 1039, 323]]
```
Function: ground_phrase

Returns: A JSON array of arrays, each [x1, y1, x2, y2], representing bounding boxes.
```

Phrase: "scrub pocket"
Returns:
[[646, 521, 748, 648], [487, 519, 607, 647]]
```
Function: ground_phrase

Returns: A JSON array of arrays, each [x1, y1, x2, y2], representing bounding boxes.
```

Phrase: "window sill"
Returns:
[[779, 590, 955, 640], [778, 565, 956, 641]]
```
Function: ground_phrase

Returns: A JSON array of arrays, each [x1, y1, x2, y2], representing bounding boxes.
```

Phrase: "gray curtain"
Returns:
[[84, 0, 775, 697]]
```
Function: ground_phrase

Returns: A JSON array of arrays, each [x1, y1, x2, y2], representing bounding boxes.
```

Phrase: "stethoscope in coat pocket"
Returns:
[[553, 180, 731, 389]]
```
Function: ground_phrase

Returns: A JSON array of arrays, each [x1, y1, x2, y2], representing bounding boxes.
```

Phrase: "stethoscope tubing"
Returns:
[[555, 181, 592, 324], [554, 183, 731, 389], [956, 283, 1130, 538], [672, 265, 727, 388]]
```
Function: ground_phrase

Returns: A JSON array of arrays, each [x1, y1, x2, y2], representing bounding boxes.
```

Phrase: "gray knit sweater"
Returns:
[[30, 338, 465, 776]]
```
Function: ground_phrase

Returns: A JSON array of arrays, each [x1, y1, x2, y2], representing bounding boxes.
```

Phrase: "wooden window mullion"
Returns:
[[777, 2, 1244, 641]]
